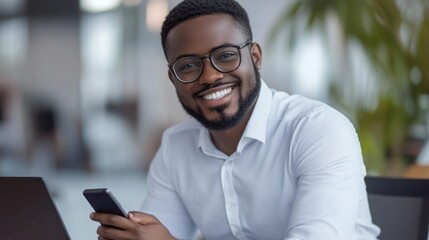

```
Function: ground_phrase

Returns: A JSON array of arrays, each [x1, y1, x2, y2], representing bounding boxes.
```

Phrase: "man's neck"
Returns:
[[209, 104, 256, 156]]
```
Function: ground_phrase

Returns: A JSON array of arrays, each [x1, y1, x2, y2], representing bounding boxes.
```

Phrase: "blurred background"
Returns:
[[0, 0, 428, 238]]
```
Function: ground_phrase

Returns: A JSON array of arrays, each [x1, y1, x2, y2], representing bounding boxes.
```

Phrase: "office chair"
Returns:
[[365, 176, 429, 240]]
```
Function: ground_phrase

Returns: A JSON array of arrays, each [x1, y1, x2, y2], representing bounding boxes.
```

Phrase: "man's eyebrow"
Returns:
[[173, 53, 199, 62], [172, 42, 237, 62]]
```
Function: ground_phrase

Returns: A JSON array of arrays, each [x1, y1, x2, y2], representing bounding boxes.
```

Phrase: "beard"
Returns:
[[179, 64, 261, 131]]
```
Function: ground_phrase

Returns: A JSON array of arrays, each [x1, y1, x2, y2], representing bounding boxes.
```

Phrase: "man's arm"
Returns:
[[140, 136, 198, 239], [284, 109, 372, 239]]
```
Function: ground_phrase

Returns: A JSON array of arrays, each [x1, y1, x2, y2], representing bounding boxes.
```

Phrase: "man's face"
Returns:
[[165, 14, 262, 130]]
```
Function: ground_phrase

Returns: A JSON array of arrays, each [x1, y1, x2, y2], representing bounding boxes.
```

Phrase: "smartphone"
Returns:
[[83, 188, 127, 218]]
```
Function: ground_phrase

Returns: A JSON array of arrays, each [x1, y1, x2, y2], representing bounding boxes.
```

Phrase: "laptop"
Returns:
[[0, 177, 70, 240]]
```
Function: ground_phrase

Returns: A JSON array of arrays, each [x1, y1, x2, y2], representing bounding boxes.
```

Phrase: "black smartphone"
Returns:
[[83, 188, 127, 218]]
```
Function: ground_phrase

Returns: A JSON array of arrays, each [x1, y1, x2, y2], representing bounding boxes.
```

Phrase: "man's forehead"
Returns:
[[165, 14, 245, 58]]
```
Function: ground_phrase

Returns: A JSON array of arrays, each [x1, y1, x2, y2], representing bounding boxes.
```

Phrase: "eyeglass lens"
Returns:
[[173, 46, 241, 82]]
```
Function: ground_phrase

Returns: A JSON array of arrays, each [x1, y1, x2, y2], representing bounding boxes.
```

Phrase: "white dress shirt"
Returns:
[[141, 80, 380, 240]]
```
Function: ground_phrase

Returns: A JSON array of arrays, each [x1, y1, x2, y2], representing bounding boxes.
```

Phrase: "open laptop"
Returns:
[[0, 177, 70, 240]]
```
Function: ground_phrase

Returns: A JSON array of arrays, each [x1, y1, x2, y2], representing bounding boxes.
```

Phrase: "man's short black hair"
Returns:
[[161, 0, 253, 59]]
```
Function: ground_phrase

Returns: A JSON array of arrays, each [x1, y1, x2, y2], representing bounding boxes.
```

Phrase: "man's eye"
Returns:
[[178, 62, 199, 73], [216, 51, 238, 62]]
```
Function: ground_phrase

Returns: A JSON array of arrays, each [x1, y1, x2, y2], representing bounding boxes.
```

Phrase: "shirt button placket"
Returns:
[[221, 158, 247, 240]]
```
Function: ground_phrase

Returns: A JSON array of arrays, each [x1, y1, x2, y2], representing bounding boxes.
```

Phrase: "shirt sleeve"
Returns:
[[141, 137, 197, 239], [284, 108, 371, 240]]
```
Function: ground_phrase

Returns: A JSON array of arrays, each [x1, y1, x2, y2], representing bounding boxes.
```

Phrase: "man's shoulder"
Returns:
[[270, 91, 335, 121]]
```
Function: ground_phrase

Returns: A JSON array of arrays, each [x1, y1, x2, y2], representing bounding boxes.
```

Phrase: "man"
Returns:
[[91, 0, 380, 239]]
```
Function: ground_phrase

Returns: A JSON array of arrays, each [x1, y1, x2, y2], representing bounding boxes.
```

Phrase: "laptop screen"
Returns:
[[0, 177, 70, 240]]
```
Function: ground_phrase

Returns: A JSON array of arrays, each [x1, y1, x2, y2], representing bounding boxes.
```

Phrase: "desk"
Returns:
[[403, 164, 429, 179]]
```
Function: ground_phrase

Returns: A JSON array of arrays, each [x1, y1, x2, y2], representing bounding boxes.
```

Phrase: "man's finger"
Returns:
[[128, 211, 159, 225], [90, 212, 135, 230]]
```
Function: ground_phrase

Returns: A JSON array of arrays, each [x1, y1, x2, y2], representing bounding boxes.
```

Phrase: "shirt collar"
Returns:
[[241, 79, 272, 144]]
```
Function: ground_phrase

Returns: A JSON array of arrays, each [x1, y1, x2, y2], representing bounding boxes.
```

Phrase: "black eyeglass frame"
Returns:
[[168, 41, 253, 83]]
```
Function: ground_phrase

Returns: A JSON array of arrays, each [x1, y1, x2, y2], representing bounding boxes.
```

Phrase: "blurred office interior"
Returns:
[[0, 0, 428, 239], [0, 0, 299, 175]]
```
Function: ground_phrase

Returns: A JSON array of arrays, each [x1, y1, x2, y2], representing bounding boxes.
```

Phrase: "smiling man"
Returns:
[[90, 0, 380, 239]]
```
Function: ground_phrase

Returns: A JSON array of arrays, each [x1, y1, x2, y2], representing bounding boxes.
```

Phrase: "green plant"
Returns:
[[269, 0, 429, 174]]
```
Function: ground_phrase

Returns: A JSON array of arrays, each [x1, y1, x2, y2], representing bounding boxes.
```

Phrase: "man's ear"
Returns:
[[251, 42, 262, 70], [168, 69, 175, 84]]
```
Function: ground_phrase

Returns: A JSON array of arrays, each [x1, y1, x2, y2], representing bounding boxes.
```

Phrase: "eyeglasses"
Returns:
[[169, 41, 252, 83]]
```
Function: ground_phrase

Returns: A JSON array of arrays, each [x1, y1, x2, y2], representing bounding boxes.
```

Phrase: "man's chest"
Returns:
[[174, 151, 296, 239]]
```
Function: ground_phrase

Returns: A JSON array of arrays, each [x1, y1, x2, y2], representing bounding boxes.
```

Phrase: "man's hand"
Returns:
[[90, 211, 176, 240]]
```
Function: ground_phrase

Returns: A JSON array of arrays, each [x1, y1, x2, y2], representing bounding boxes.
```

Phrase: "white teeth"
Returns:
[[203, 87, 232, 100]]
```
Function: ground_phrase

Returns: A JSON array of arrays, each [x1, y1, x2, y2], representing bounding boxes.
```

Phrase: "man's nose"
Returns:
[[197, 58, 223, 85]]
